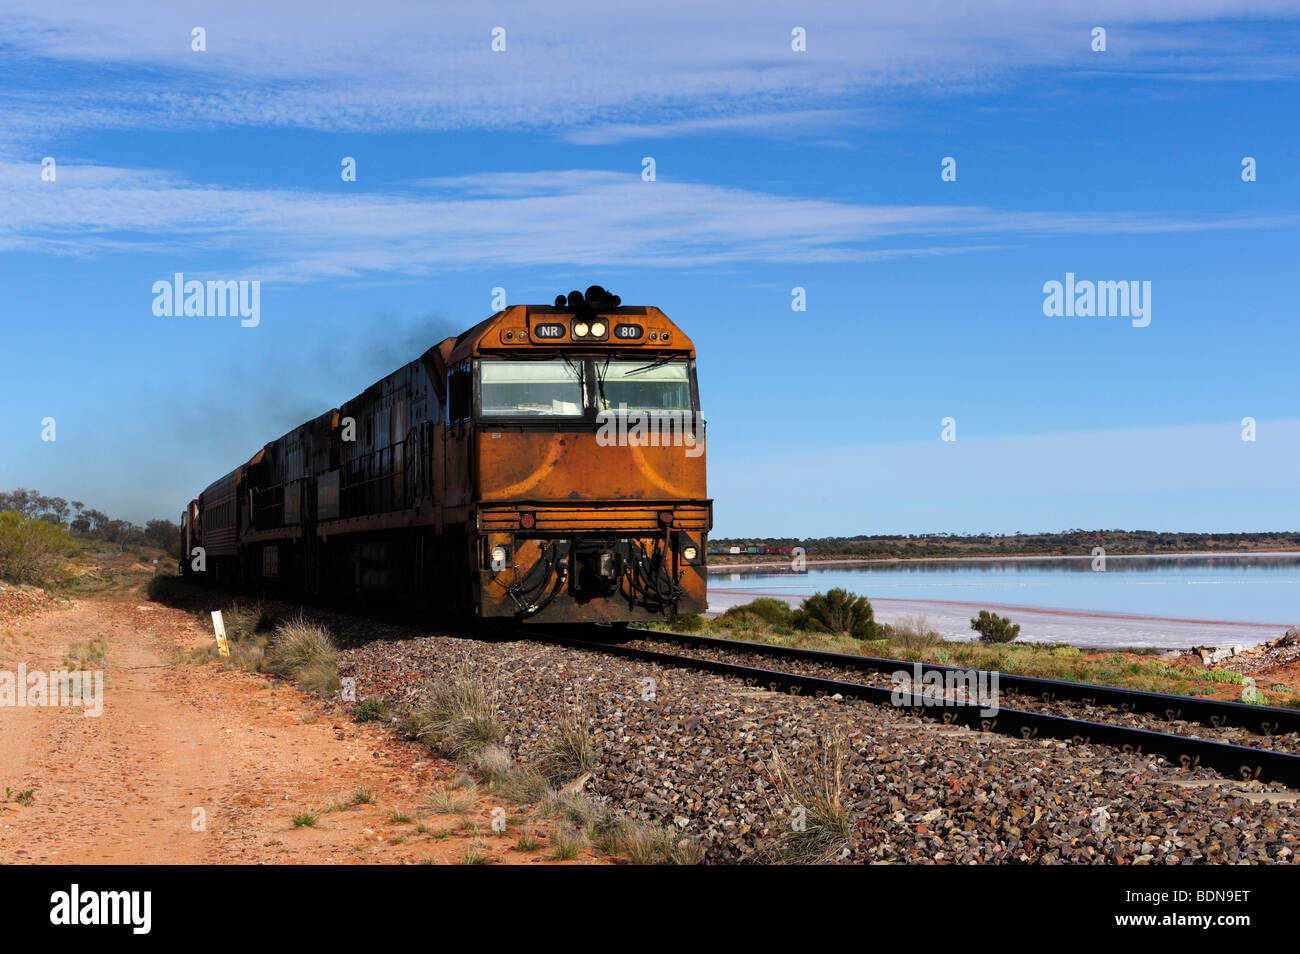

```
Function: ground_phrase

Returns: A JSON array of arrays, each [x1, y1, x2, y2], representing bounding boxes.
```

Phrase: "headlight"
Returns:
[[682, 546, 698, 560], [590, 321, 606, 337], [573, 322, 589, 337], [490, 545, 507, 570]]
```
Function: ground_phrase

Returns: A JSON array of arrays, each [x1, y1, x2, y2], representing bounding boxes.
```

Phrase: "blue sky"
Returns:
[[0, 1, 1297, 536]]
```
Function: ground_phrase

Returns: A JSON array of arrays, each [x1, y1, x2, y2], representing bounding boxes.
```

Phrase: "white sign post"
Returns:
[[211, 610, 230, 658]]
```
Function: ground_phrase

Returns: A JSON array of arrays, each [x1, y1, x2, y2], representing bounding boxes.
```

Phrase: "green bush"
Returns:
[[717, 597, 797, 632], [1198, 669, 1244, 685], [354, 698, 386, 723], [793, 588, 877, 640], [970, 609, 1020, 644], [145, 571, 177, 602], [669, 613, 707, 632], [738, 597, 796, 627], [0, 511, 81, 587]]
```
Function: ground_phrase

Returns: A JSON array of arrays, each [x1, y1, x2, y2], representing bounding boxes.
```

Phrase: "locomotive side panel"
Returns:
[[198, 469, 239, 557]]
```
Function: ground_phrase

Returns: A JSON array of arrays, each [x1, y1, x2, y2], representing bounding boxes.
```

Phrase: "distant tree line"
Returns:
[[0, 488, 180, 557], [713, 529, 1300, 560]]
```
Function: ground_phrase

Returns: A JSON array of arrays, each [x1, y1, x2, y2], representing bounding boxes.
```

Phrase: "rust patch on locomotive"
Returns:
[[182, 286, 711, 625]]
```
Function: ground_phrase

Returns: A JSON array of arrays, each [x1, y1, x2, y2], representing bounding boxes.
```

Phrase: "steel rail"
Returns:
[[515, 628, 1300, 789], [636, 629, 1300, 738]]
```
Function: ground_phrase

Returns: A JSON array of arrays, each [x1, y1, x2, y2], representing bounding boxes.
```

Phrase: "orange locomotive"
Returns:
[[181, 287, 711, 624]]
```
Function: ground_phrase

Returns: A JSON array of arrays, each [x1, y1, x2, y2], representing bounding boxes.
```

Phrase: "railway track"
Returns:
[[518, 625, 1300, 789], [637, 629, 1300, 735]]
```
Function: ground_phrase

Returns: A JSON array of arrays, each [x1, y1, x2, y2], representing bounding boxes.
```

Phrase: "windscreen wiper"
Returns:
[[622, 355, 676, 376]]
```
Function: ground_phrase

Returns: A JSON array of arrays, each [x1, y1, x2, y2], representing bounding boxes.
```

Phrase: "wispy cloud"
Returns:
[[3, 165, 1296, 280], [557, 109, 883, 145], [0, 1, 1296, 149]]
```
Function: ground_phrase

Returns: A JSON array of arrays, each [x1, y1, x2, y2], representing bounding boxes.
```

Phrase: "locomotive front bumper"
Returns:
[[473, 501, 711, 623]]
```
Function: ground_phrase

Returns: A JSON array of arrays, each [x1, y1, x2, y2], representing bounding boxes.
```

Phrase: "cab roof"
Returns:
[[441, 304, 695, 365]]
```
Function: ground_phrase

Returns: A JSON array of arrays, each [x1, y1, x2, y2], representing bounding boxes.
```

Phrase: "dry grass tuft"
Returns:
[[402, 678, 504, 760], [425, 786, 476, 815], [459, 844, 490, 865], [546, 827, 587, 861], [62, 636, 109, 670], [540, 790, 603, 829], [475, 745, 514, 789], [265, 616, 339, 694], [499, 764, 552, 805], [537, 710, 598, 786], [763, 732, 853, 864], [886, 615, 944, 656], [590, 817, 704, 865]]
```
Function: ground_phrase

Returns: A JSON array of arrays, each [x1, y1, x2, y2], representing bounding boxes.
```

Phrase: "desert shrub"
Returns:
[[720, 597, 796, 630], [1143, 662, 1185, 680], [145, 570, 178, 602], [668, 613, 707, 632], [970, 610, 1020, 644], [0, 511, 80, 588], [1198, 669, 1244, 685], [887, 615, 942, 653], [793, 589, 877, 640]]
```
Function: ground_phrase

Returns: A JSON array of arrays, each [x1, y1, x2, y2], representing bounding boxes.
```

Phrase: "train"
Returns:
[[706, 545, 795, 556], [180, 286, 711, 624]]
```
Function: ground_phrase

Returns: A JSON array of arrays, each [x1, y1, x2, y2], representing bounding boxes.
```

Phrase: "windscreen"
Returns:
[[595, 359, 693, 413], [479, 359, 584, 417]]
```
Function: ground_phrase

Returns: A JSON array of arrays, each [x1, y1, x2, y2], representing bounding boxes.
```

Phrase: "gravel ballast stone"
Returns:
[[342, 633, 1300, 864]]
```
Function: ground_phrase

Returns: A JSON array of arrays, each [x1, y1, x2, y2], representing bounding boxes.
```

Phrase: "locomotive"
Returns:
[[180, 287, 711, 624]]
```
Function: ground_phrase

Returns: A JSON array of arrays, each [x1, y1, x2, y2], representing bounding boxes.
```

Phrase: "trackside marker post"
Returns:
[[211, 611, 230, 658]]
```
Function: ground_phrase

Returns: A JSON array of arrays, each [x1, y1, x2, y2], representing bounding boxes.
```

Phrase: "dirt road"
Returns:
[[0, 582, 586, 864]]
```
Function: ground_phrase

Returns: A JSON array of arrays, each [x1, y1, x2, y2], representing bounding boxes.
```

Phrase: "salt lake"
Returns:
[[706, 552, 1300, 650]]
